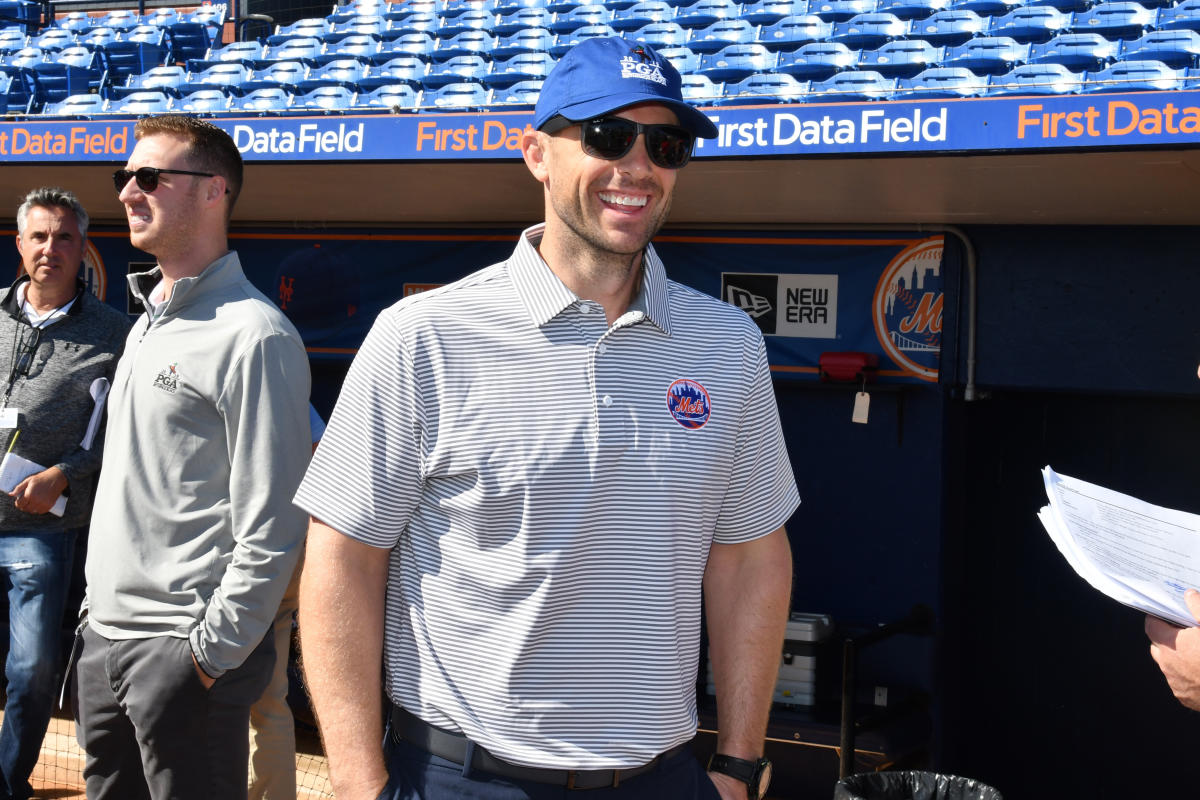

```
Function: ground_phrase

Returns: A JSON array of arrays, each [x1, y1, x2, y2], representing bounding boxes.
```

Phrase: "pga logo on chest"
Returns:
[[152, 362, 180, 394]]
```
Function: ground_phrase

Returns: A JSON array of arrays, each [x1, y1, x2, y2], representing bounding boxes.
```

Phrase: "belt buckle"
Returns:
[[565, 769, 620, 790]]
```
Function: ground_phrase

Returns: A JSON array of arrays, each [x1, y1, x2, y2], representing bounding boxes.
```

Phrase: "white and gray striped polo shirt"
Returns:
[[295, 224, 800, 770]]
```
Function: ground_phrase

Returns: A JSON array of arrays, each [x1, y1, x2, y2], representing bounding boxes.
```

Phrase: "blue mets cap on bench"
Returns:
[[533, 37, 718, 139]]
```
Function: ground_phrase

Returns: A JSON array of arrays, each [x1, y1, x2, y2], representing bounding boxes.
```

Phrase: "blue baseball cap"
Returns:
[[534, 37, 718, 139]]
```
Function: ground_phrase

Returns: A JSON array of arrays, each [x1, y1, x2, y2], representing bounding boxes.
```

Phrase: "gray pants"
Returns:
[[72, 623, 275, 800]]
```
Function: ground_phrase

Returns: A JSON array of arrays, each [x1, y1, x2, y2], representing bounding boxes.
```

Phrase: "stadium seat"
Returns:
[[546, 0, 589, 13], [492, 26, 555, 56], [942, 35, 1030, 72], [612, 0, 676, 30], [986, 60, 1081, 91], [896, 64, 988, 94], [1024, 0, 1090, 11], [329, 0, 389, 23], [4, 44, 42, 66], [422, 79, 490, 107], [113, 88, 172, 114], [483, 50, 556, 85], [676, 0, 742, 28], [810, 0, 877, 21], [947, 0, 1024, 17], [32, 44, 103, 97], [1082, 57, 1184, 89], [549, 4, 612, 33], [987, 6, 1071, 42], [739, 0, 811, 25], [355, 81, 420, 109], [113, 64, 187, 98], [716, 71, 808, 102], [259, 37, 324, 65], [756, 13, 833, 49], [422, 53, 491, 86], [696, 42, 778, 79], [808, 68, 896, 98], [549, 23, 619, 54], [315, 33, 382, 64], [0, 64, 34, 112], [0, 70, 8, 112], [375, 32, 438, 60], [144, 8, 180, 28], [495, 0, 552, 12], [269, 18, 332, 46], [659, 43, 703, 70], [437, 9, 496, 37], [239, 60, 308, 93], [0, 26, 25, 54], [856, 38, 943, 75], [43, 91, 105, 115], [31, 28, 74, 52], [298, 57, 370, 91], [1030, 31, 1118, 70], [95, 9, 140, 32], [495, 7, 554, 34], [876, 0, 949, 20], [183, 62, 252, 93], [324, 15, 387, 43], [229, 86, 294, 112], [78, 26, 118, 49], [604, 0, 643, 9], [1119, 28, 1200, 66], [681, 71, 724, 98], [830, 12, 907, 47], [628, 20, 690, 45], [687, 18, 758, 52], [776, 40, 857, 76], [388, 11, 440, 34], [907, 8, 987, 44], [295, 84, 357, 111], [359, 54, 427, 88], [189, 41, 268, 71], [59, 12, 94, 34], [174, 87, 231, 112], [1068, 2, 1156, 40], [1156, 0, 1200, 32], [490, 77, 542, 106], [433, 30, 498, 60]]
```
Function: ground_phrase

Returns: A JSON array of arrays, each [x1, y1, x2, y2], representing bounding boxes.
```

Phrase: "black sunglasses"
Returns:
[[542, 116, 696, 170], [113, 167, 225, 194], [10, 325, 42, 382]]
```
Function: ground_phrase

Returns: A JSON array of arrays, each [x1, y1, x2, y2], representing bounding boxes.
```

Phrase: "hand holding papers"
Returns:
[[1039, 466, 1200, 628], [0, 452, 67, 518]]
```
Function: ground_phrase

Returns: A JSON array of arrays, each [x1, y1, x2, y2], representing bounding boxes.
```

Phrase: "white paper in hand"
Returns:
[[0, 451, 67, 517]]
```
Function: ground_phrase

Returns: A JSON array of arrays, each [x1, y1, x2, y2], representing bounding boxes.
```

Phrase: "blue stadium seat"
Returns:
[[95, 10, 140, 32], [550, 4, 611, 31], [96, 40, 168, 95], [0, 70, 9, 112], [388, 11, 440, 35], [143, 8, 180, 28], [161, 20, 215, 65], [377, 32, 438, 60], [438, 9, 496, 36], [857, 38, 943, 74], [696, 42, 778, 79], [316, 33, 383, 64], [1068, 2, 1155, 40], [492, 26, 554, 56], [1030, 32, 1118, 69], [0, 26, 25, 54], [113, 64, 187, 98], [298, 57, 370, 91], [295, 84, 357, 111], [986, 60, 1081, 91], [229, 86, 294, 112], [1119, 28, 1200, 66], [43, 91, 106, 115], [676, 0, 742, 28], [907, 8, 986, 44], [659, 43, 703, 70], [433, 30, 497, 60], [947, 0, 1023, 17], [896, 64, 987, 94], [604, 0, 643, 9], [239, 60, 308, 93], [483, 50, 555, 85], [78, 27, 118, 48], [495, 7, 554, 33], [3, 44, 41, 65], [183, 62, 252, 94], [490, 77, 542, 106], [0, 64, 34, 112], [440, 0, 495, 19], [268, 18, 331, 46], [1157, 0, 1200, 32], [756, 13, 833, 49], [830, 12, 907, 47], [113, 88, 172, 114], [808, 68, 896, 98], [59, 12, 94, 34], [876, 0, 948, 19], [174, 87, 231, 112], [716, 71, 808, 102], [688, 18, 758, 51], [987, 6, 1070, 41], [31, 28, 74, 52], [360, 54, 427, 87], [355, 81, 421, 109], [942, 35, 1029, 72], [422, 53, 491, 85], [681, 71, 724, 98], [810, 0, 877, 21], [612, 1, 676, 30], [549, 23, 619, 54], [258, 37, 324, 66], [776, 40, 857, 77], [189, 41, 268, 71], [329, 0, 390, 23], [739, 0, 811, 25], [32, 45, 103, 97], [1082, 57, 1184, 89], [422, 79, 490, 107], [628, 20, 690, 45], [325, 15, 388, 43], [1024, 0, 1091, 11], [495, 0, 552, 12], [546, 0, 588, 12], [184, 4, 228, 30]]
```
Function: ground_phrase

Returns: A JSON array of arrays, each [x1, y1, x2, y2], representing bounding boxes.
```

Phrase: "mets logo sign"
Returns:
[[872, 238, 943, 383], [80, 241, 107, 300], [666, 379, 711, 430]]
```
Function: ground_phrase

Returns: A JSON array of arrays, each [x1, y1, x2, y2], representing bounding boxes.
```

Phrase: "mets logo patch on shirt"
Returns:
[[666, 379, 711, 430]]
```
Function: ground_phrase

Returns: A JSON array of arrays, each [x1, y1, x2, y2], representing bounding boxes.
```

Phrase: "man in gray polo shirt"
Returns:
[[296, 38, 798, 800]]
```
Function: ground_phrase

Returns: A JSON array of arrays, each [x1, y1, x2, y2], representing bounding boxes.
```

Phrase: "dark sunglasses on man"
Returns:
[[541, 115, 696, 170], [113, 167, 229, 194]]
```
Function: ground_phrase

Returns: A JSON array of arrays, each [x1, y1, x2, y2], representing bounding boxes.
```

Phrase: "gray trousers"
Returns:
[[72, 623, 275, 800]]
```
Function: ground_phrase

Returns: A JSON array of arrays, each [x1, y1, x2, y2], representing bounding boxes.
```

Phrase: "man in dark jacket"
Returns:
[[0, 188, 128, 800]]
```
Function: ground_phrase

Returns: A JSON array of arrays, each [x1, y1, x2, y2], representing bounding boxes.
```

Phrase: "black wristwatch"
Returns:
[[707, 753, 772, 800]]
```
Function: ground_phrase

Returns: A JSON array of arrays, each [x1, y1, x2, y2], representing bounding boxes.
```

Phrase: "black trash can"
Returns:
[[834, 771, 1003, 800]]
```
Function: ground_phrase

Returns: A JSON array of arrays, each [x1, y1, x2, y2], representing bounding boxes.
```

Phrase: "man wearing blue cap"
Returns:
[[296, 37, 799, 800]]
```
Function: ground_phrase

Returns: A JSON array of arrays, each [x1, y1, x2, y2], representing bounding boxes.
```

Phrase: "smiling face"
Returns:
[[15, 204, 84, 302], [538, 103, 680, 263], [117, 132, 212, 261]]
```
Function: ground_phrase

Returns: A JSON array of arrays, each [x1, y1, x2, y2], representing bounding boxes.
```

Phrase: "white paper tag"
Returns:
[[0, 408, 19, 429], [852, 392, 870, 424]]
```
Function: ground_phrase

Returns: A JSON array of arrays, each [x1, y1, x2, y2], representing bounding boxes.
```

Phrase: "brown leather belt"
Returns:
[[389, 706, 690, 790]]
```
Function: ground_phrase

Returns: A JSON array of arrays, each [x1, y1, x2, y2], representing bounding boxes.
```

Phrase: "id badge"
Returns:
[[0, 408, 18, 429]]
